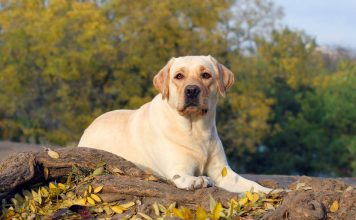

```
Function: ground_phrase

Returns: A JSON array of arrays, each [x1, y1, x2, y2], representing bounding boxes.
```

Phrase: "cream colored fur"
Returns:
[[78, 55, 271, 193]]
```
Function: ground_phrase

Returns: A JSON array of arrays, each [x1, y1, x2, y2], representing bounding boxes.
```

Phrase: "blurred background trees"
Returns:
[[0, 0, 355, 176]]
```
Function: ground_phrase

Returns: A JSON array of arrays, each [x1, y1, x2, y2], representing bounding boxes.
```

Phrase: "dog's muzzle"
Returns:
[[184, 85, 200, 107]]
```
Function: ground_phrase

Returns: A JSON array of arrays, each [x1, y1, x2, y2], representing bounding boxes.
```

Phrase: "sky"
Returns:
[[273, 0, 356, 49]]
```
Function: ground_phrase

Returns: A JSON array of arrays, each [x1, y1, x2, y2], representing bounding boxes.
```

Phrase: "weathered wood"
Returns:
[[0, 147, 238, 211], [0, 147, 148, 198], [0, 147, 355, 219]]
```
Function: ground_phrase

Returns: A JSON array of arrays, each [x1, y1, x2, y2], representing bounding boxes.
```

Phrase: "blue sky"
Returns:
[[273, 0, 356, 49]]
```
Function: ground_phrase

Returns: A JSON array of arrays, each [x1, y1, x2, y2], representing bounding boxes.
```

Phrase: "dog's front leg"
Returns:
[[206, 140, 271, 193]]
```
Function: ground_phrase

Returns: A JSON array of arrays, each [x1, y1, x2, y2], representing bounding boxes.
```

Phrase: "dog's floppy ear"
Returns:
[[208, 55, 234, 97], [153, 58, 175, 99]]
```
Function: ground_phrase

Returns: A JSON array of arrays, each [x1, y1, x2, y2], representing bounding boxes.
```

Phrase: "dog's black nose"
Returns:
[[185, 85, 201, 99]]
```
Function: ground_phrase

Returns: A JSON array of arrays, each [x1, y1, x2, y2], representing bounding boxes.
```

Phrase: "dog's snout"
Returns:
[[185, 85, 201, 99]]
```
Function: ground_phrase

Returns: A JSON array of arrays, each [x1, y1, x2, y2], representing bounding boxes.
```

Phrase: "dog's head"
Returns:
[[153, 55, 234, 116]]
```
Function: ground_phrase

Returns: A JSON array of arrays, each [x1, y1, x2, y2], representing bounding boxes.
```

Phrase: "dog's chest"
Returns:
[[165, 116, 216, 175], [185, 134, 212, 175]]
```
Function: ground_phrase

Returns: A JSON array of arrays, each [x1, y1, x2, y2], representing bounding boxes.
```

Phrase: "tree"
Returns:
[[0, 0, 354, 177], [247, 59, 356, 176], [0, 0, 115, 144], [216, 0, 284, 171], [0, 0, 233, 145], [103, 0, 233, 108], [217, 28, 318, 171]]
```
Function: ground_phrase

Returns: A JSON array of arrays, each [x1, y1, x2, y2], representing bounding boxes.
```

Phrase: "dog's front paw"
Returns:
[[172, 175, 214, 190]]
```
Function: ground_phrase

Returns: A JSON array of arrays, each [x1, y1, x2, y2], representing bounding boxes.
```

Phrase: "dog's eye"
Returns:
[[175, 73, 184, 80], [201, 72, 211, 79]]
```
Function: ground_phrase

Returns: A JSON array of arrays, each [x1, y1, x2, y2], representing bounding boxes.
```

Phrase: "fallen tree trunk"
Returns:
[[0, 147, 355, 219], [0, 147, 238, 215]]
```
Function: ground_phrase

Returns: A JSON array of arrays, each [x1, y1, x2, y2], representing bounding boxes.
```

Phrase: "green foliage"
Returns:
[[0, 0, 234, 145], [0, 0, 115, 145], [246, 61, 356, 176], [0, 0, 354, 176]]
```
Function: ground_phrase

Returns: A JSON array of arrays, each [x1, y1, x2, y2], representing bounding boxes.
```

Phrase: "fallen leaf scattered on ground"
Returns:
[[1, 163, 286, 219], [47, 148, 60, 159], [330, 200, 339, 213], [1, 164, 136, 219]]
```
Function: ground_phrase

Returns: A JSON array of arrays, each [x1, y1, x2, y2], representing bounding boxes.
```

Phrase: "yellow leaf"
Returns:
[[103, 206, 113, 215], [84, 190, 87, 197], [221, 167, 228, 177], [58, 183, 66, 190], [88, 185, 92, 193], [47, 149, 59, 159], [251, 193, 259, 203], [62, 199, 73, 207], [49, 183, 57, 190], [87, 196, 95, 205], [137, 212, 153, 220], [93, 185, 104, 193], [31, 190, 38, 198], [209, 194, 217, 212], [93, 207, 104, 213], [96, 161, 106, 167], [146, 175, 159, 181], [90, 194, 102, 203], [212, 202, 223, 220], [66, 191, 75, 199], [168, 202, 176, 210], [227, 199, 237, 217], [153, 202, 160, 216], [66, 173, 72, 186], [262, 198, 276, 203], [120, 201, 135, 209], [181, 206, 193, 219], [14, 193, 23, 204], [93, 167, 104, 176], [11, 198, 18, 206], [111, 205, 123, 214], [330, 200, 339, 213], [172, 208, 184, 219], [303, 186, 313, 191], [37, 189, 42, 204], [75, 198, 87, 206], [30, 202, 36, 213], [5, 207, 15, 218], [245, 191, 259, 203], [345, 186, 353, 192], [158, 203, 167, 213], [230, 198, 238, 207], [43, 167, 49, 180], [196, 206, 207, 220], [40, 187, 49, 197], [238, 197, 248, 206], [22, 190, 31, 200], [295, 183, 306, 190], [246, 191, 253, 201]]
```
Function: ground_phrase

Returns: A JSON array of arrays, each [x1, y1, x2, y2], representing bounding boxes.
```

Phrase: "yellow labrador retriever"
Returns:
[[78, 55, 270, 193]]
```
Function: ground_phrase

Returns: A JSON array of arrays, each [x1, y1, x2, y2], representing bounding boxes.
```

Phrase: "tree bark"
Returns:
[[0, 147, 238, 213], [0, 147, 355, 219]]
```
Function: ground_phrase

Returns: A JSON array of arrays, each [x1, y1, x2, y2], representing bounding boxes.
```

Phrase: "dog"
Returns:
[[78, 55, 271, 193]]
